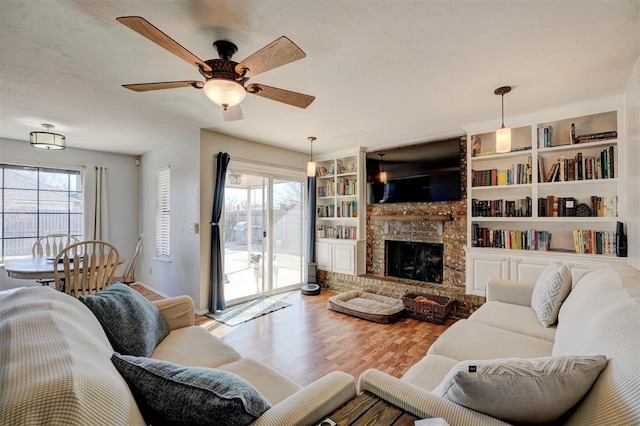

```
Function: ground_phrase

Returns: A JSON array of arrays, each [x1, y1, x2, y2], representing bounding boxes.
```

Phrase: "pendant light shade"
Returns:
[[307, 136, 317, 177], [494, 86, 512, 153], [30, 124, 66, 150], [378, 153, 387, 183]]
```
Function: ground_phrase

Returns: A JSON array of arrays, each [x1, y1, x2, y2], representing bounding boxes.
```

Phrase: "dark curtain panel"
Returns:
[[209, 152, 230, 312], [306, 176, 317, 264]]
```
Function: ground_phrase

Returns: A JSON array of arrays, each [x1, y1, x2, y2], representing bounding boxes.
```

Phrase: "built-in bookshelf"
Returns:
[[463, 98, 628, 296], [315, 148, 366, 276]]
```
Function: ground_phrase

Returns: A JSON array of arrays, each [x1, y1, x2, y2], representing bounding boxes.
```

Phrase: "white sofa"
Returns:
[[0, 286, 356, 426], [359, 262, 640, 425]]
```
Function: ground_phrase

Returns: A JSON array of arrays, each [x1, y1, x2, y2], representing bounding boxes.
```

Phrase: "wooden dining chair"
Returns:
[[32, 234, 80, 286], [53, 240, 120, 298], [115, 234, 143, 285]]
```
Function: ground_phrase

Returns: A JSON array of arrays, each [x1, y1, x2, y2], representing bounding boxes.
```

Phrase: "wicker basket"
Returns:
[[402, 292, 454, 324]]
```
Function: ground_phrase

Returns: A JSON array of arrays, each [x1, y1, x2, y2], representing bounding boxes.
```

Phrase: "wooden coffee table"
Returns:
[[325, 391, 419, 425]]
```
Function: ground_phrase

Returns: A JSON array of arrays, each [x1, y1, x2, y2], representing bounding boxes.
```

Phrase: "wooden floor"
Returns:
[[133, 284, 455, 386]]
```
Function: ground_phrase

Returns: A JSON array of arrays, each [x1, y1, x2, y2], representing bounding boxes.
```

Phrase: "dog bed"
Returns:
[[327, 290, 405, 323]]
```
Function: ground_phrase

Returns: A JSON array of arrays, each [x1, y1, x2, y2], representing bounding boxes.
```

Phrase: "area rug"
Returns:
[[206, 296, 291, 327]]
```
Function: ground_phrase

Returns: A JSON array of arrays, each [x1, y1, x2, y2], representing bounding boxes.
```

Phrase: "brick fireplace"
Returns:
[[317, 137, 485, 318]]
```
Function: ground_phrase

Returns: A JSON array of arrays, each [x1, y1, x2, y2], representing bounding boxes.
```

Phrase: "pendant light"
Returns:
[[307, 136, 317, 177], [30, 123, 66, 150], [494, 86, 512, 153], [378, 153, 387, 183]]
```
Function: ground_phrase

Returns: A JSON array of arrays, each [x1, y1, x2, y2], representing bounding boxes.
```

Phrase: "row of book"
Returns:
[[539, 146, 616, 182], [316, 224, 357, 240], [472, 225, 552, 251], [538, 195, 618, 218], [317, 181, 335, 197], [572, 130, 617, 144], [471, 197, 532, 218], [472, 158, 533, 187], [572, 229, 618, 255], [538, 126, 554, 148], [537, 126, 617, 148], [317, 201, 359, 218], [336, 178, 357, 196]]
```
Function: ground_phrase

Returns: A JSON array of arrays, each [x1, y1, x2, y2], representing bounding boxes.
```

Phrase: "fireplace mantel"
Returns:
[[370, 214, 453, 222]]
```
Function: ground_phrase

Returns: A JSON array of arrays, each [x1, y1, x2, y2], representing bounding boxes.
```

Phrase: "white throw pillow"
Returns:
[[433, 355, 607, 424], [531, 262, 572, 327]]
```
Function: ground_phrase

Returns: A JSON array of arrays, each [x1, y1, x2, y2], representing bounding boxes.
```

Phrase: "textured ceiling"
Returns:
[[1, 0, 639, 157]]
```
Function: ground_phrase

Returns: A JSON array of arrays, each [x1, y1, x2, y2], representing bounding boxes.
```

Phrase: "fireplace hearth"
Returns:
[[385, 240, 443, 283]]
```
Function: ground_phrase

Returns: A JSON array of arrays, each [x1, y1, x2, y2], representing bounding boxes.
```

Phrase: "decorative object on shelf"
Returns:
[[575, 203, 593, 217], [571, 123, 577, 144], [30, 124, 66, 150], [306, 136, 317, 177], [378, 153, 387, 183], [471, 135, 482, 157], [494, 86, 512, 153], [616, 221, 627, 257]]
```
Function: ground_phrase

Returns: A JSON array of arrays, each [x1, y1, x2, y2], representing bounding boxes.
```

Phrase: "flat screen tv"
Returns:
[[367, 138, 462, 204]]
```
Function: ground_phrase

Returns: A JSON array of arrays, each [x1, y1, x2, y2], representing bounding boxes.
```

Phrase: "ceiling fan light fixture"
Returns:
[[30, 124, 66, 150], [203, 78, 246, 110], [494, 86, 512, 153]]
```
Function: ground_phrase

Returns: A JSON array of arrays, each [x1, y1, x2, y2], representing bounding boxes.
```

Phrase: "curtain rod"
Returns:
[[0, 157, 87, 169], [218, 154, 304, 172]]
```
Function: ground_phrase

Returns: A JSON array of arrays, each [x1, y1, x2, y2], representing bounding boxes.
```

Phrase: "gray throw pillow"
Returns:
[[433, 355, 607, 424], [79, 282, 169, 357], [111, 353, 271, 426], [531, 262, 572, 327]]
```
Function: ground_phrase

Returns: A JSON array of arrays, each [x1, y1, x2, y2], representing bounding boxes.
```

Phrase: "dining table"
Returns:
[[4, 256, 124, 280]]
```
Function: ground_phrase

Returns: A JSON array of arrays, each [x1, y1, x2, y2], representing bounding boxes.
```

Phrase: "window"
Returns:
[[1, 164, 83, 263], [155, 166, 170, 259]]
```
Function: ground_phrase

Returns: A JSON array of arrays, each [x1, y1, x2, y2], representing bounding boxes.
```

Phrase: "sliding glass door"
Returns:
[[223, 168, 304, 304]]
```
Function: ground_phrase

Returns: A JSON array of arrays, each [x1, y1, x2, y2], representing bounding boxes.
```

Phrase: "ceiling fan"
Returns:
[[116, 16, 315, 121]]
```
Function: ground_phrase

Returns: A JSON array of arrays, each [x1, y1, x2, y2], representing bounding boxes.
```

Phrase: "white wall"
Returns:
[[0, 137, 139, 290], [137, 130, 201, 303], [624, 56, 640, 269]]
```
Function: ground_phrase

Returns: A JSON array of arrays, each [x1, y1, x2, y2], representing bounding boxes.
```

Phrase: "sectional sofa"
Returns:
[[359, 262, 640, 425], [0, 285, 356, 426]]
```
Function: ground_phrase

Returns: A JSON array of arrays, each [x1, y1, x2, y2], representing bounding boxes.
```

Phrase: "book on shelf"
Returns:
[[538, 126, 554, 148], [472, 225, 552, 251], [575, 130, 617, 143], [544, 147, 616, 182], [572, 229, 617, 255]]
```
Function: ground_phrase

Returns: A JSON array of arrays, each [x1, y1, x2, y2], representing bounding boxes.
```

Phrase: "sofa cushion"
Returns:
[[428, 320, 553, 361], [112, 353, 271, 426], [80, 282, 170, 357], [217, 358, 302, 405], [401, 354, 460, 391], [0, 287, 145, 426], [152, 326, 242, 367], [531, 261, 572, 327], [468, 301, 556, 342], [433, 355, 607, 424]]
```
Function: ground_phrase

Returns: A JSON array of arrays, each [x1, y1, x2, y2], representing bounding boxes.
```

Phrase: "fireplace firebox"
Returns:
[[385, 240, 443, 283]]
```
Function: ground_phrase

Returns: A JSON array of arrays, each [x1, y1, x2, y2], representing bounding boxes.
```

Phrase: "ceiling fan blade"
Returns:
[[122, 81, 203, 92], [117, 16, 212, 72], [223, 105, 244, 122], [247, 84, 315, 109], [235, 36, 306, 78]]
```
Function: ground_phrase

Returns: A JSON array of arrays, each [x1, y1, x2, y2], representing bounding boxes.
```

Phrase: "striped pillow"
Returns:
[[531, 262, 572, 327]]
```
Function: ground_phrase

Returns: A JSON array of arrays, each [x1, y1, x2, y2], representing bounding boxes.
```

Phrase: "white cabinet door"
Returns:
[[510, 256, 551, 283], [316, 241, 332, 271], [332, 242, 356, 275], [466, 252, 510, 296]]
